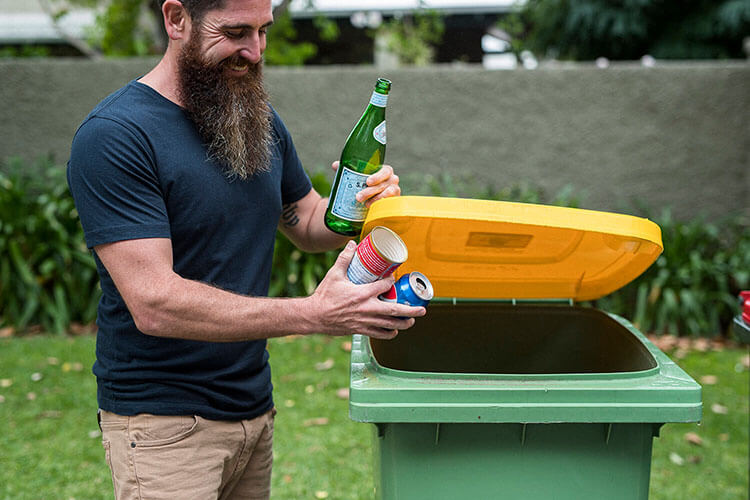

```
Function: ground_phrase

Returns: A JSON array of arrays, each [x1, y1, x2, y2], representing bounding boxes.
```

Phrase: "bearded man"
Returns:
[[66, 1, 424, 498]]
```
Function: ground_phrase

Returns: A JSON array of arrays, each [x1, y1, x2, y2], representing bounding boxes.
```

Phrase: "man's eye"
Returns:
[[225, 30, 243, 39]]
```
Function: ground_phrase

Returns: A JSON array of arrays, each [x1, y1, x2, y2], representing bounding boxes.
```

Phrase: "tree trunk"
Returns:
[[273, 0, 293, 19], [37, 0, 103, 59]]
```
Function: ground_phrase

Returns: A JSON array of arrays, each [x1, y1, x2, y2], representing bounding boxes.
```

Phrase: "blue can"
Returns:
[[380, 271, 434, 308]]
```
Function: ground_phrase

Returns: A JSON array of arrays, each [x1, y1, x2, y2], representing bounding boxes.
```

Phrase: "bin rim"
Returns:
[[349, 312, 702, 424]]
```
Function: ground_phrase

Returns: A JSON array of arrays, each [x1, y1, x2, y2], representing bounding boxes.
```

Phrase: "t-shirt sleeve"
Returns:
[[67, 116, 171, 249], [272, 110, 313, 205]]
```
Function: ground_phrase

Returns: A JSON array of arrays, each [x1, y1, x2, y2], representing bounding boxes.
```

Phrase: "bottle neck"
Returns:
[[370, 91, 388, 108]]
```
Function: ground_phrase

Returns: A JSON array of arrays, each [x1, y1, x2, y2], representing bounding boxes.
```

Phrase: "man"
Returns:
[[66, 0, 424, 498]]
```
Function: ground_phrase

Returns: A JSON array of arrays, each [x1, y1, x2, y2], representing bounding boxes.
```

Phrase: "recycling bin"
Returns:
[[349, 196, 702, 500], [733, 291, 750, 344]]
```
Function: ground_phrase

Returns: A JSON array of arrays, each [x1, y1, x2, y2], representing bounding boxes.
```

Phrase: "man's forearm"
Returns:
[[309, 196, 352, 249], [284, 195, 350, 253], [131, 274, 320, 342], [101, 237, 422, 343]]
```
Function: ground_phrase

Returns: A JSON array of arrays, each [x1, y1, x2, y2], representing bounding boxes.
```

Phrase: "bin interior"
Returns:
[[370, 303, 657, 375]]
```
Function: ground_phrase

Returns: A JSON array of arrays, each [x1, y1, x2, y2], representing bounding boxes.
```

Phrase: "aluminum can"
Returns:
[[347, 226, 408, 284], [379, 271, 434, 308], [378, 283, 399, 304]]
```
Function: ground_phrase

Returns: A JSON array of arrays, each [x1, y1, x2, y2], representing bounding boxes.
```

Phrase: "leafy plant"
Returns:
[[499, 0, 750, 61], [93, 0, 155, 56], [264, 9, 319, 66], [595, 209, 749, 337], [36, 0, 334, 63], [0, 158, 337, 334], [376, 4, 445, 66], [0, 157, 100, 334], [2, 157, 745, 339], [0, 46, 52, 59], [410, 173, 748, 337]]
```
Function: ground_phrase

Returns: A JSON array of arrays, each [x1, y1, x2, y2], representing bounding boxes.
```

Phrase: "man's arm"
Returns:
[[280, 162, 401, 252], [95, 237, 424, 342], [279, 189, 348, 253]]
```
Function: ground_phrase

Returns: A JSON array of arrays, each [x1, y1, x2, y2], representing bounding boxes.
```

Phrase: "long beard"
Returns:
[[177, 32, 272, 180]]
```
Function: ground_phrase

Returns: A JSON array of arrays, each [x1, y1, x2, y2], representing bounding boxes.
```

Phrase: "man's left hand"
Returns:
[[332, 161, 401, 208]]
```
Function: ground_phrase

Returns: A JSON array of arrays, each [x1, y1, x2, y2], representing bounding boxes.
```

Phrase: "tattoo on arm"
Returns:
[[281, 202, 300, 228]]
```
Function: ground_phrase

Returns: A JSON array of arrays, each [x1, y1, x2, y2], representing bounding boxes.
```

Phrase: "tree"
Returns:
[[375, 3, 445, 66], [39, 0, 332, 64], [500, 0, 750, 61]]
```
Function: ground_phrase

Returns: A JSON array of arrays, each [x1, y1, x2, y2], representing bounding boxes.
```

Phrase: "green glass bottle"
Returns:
[[324, 78, 391, 237]]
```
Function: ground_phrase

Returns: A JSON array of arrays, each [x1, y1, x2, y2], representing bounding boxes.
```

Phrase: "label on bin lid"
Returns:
[[361, 196, 663, 301]]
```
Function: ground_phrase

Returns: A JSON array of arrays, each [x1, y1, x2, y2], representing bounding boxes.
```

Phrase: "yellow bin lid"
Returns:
[[361, 196, 663, 301]]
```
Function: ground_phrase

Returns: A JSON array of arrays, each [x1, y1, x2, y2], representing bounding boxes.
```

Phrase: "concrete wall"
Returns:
[[1, 59, 747, 220]]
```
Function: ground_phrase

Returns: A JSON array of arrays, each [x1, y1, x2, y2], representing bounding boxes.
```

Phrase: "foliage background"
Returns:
[[23, 0, 750, 63], [501, 0, 750, 61], [1, 158, 747, 339], [0, 158, 99, 335], [1, 2, 747, 337], [33, 0, 336, 64]]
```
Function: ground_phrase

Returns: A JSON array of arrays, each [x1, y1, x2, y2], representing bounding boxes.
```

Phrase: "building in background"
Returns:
[[286, 0, 517, 66], [0, 0, 520, 66], [0, 0, 96, 56]]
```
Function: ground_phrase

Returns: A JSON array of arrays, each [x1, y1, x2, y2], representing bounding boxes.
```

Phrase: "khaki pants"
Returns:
[[99, 408, 275, 500]]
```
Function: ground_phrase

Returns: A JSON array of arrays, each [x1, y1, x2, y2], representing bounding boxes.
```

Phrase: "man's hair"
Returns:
[[160, 0, 226, 23]]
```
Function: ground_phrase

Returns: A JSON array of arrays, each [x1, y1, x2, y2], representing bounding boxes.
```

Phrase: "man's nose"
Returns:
[[238, 34, 263, 64]]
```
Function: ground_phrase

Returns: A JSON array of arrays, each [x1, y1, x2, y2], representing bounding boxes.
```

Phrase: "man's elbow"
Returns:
[[128, 290, 172, 337], [294, 240, 327, 254], [132, 311, 165, 337], [285, 228, 328, 253]]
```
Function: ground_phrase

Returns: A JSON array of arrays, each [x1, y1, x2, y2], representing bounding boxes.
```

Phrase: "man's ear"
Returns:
[[162, 0, 189, 40]]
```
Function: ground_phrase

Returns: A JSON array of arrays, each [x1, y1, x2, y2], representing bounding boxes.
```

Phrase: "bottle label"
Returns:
[[330, 167, 369, 222], [370, 92, 388, 108], [373, 121, 386, 145]]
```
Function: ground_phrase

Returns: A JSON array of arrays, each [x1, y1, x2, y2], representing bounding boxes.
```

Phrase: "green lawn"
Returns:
[[0, 334, 747, 499]]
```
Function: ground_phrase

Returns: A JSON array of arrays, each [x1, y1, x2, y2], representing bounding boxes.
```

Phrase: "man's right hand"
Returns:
[[305, 240, 426, 339]]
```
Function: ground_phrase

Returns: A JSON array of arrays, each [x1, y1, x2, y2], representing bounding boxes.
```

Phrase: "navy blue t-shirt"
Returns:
[[67, 80, 312, 420]]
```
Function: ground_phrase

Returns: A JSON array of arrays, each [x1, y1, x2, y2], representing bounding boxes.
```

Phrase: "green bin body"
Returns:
[[349, 303, 702, 500]]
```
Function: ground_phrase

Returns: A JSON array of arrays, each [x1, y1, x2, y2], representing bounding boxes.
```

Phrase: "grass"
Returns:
[[0, 334, 747, 499], [649, 346, 749, 500]]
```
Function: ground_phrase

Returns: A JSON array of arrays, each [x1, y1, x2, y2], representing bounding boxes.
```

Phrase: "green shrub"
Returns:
[[2, 159, 745, 338], [500, 0, 750, 61], [595, 210, 749, 337], [407, 173, 747, 337], [0, 157, 100, 334], [376, 8, 446, 66], [0, 160, 338, 333]]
